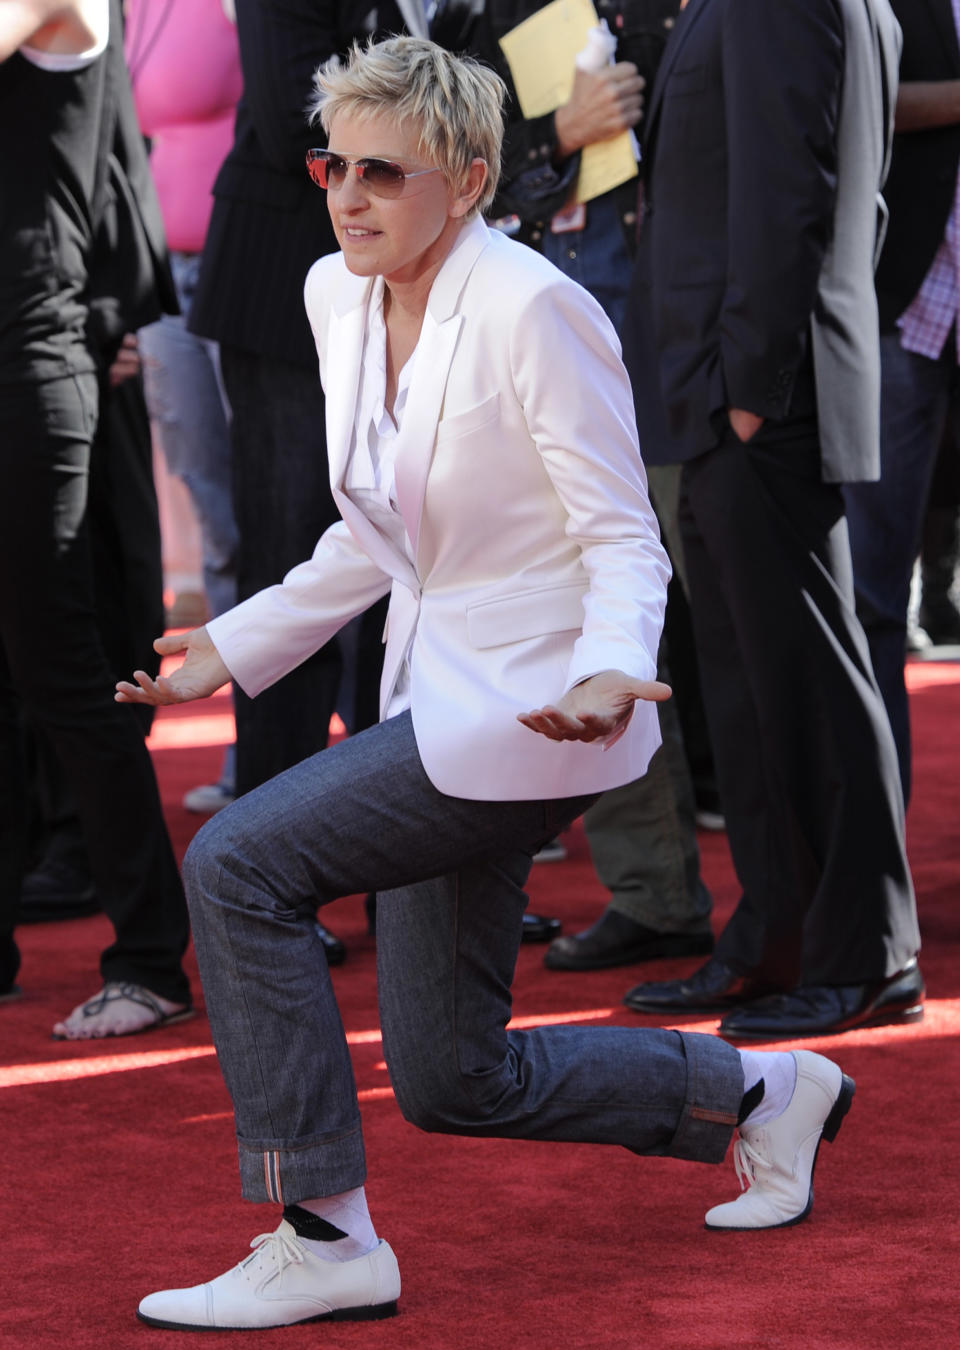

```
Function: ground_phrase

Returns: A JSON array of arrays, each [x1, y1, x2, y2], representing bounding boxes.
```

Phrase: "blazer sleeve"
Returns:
[[207, 521, 392, 697], [508, 278, 671, 686], [719, 0, 844, 414]]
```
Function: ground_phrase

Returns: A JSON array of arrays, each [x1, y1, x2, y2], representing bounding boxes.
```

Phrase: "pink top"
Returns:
[[126, 0, 243, 252]]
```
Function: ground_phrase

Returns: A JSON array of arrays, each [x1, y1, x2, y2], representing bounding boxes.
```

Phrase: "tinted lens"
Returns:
[[358, 158, 406, 196], [306, 150, 348, 189], [306, 151, 411, 197]]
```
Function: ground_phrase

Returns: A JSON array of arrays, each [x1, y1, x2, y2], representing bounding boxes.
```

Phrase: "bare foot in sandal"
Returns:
[[52, 982, 194, 1040]]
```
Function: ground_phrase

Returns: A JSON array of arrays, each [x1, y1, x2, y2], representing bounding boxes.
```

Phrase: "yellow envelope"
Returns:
[[498, 0, 637, 204]]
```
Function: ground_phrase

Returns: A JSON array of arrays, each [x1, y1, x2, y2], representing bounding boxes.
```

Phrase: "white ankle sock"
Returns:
[[738, 1050, 798, 1128], [295, 1187, 378, 1262]]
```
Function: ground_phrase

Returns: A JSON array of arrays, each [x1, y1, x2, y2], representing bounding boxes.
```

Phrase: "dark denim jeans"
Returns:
[[184, 712, 743, 1204]]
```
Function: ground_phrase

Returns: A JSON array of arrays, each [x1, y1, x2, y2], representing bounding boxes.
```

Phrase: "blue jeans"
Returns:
[[843, 332, 960, 805], [139, 252, 238, 621], [184, 712, 743, 1203], [542, 191, 631, 332]]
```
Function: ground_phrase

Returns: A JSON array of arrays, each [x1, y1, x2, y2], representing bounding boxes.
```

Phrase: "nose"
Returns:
[[334, 163, 371, 209]]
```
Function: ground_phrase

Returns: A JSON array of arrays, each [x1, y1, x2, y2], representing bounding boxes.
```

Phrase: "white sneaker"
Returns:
[[137, 1221, 400, 1330], [705, 1050, 855, 1230]]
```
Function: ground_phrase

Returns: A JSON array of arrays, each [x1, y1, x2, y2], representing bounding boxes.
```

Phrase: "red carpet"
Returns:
[[3, 662, 959, 1349]]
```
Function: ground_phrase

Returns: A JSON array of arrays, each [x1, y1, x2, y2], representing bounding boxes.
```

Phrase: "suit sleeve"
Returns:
[[719, 0, 844, 415], [509, 279, 671, 687], [206, 523, 392, 697]]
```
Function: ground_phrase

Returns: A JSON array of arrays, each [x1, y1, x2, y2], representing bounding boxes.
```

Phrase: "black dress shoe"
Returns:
[[17, 861, 100, 923], [1, 935, 21, 1001], [545, 909, 714, 971], [718, 960, 926, 1040], [623, 956, 776, 1013], [521, 912, 563, 943], [314, 922, 347, 966]]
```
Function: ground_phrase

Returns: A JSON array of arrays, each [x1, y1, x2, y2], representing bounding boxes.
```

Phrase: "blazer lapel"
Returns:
[[324, 274, 421, 587], [642, 0, 712, 158], [325, 283, 368, 491], [392, 311, 463, 554], [394, 0, 429, 37], [392, 217, 491, 557]]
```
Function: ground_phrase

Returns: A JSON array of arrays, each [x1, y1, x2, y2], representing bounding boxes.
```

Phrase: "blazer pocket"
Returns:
[[466, 581, 588, 650], [437, 392, 500, 442], [667, 64, 708, 96]]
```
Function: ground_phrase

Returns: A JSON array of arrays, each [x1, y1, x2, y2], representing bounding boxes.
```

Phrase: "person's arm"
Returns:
[[508, 277, 672, 743], [480, 0, 642, 222], [117, 519, 393, 707], [719, 0, 843, 428], [895, 81, 960, 132], [0, 0, 100, 61]]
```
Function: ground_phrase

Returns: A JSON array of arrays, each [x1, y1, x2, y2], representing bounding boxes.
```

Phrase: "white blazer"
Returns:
[[208, 217, 671, 801]]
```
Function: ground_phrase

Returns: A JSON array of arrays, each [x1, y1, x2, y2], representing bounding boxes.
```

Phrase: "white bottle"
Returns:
[[575, 19, 618, 73]]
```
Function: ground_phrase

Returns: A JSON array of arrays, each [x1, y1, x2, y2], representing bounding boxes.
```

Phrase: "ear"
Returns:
[[449, 159, 488, 218]]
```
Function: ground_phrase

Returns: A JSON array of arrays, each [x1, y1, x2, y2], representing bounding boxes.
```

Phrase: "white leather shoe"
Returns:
[[137, 1221, 400, 1329], [705, 1050, 855, 1230]]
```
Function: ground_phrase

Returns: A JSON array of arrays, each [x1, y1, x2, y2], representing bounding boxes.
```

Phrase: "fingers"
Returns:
[[637, 679, 673, 703], [154, 631, 192, 655], [518, 706, 586, 741], [518, 706, 620, 743], [114, 670, 178, 706]]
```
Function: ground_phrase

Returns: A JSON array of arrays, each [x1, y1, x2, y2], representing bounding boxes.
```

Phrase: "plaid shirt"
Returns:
[[898, 0, 960, 362]]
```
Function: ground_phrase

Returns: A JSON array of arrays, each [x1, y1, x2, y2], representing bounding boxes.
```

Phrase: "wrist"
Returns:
[[553, 106, 582, 160]]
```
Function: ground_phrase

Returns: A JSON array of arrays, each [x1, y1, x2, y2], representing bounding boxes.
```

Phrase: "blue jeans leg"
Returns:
[[844, 333, 958, 804], [139, 252, 238, 621], [542, 191, 631, 332], [183, 713, 743, 1204]]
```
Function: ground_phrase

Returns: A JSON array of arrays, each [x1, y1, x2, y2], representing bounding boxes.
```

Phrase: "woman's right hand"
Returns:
[[115, 626, 231, 706]]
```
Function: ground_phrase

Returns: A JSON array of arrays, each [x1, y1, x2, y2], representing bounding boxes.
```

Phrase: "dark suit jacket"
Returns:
[[188, 0, 411, 369], [623, 0, 901, 483], [876, 0, 960, 330]]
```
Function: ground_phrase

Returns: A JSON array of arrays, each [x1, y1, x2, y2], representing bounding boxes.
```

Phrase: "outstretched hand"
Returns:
[[517, 669, 671, 746], [115, 626, 230, 707]]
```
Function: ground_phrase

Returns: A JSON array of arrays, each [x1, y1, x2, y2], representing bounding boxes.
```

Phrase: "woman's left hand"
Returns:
[[518, 669, 671, 745]]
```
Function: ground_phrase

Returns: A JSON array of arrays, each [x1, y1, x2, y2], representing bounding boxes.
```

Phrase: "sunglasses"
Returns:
[[306, 148, 442, 199]]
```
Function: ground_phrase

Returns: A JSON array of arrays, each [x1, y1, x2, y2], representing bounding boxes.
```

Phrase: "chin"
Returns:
[[341, 256, 380, 277]]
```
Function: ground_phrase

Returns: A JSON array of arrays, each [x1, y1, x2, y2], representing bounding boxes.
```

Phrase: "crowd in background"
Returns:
[[0, 0, 956, 1043]]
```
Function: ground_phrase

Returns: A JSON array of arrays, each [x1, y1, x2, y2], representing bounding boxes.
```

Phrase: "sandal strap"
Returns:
[[80, 982, 167, 1021]]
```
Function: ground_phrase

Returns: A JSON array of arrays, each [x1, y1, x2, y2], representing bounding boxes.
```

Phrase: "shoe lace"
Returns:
[[732, 1136, 767, 1192], [733, 1133, 797, 1192], [246, 1227, 305, 1281]]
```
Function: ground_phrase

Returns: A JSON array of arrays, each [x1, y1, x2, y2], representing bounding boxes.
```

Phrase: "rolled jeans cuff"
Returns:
[[237, 1123, 367, 1204], [666, 1030, 742, 1163]]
